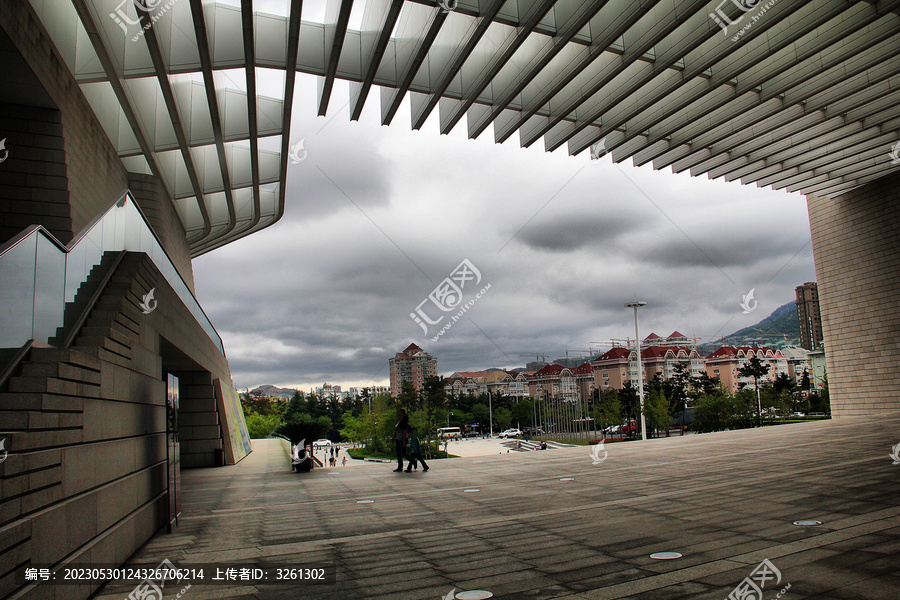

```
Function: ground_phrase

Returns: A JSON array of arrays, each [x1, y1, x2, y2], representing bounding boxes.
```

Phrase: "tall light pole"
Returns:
[[488, 391, 493, 436], [625, 301, 648, 441]]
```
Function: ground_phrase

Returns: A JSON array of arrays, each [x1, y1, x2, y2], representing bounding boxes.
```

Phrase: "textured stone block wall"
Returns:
[[0, 253, 234, 599], [128, 173, 196, 293], [0, 102, 71, 244], [807, 172, 900, 415], [0, 2, 129, 243]]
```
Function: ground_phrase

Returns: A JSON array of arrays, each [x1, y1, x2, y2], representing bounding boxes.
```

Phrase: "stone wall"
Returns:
[[807, 172, 900, 415]]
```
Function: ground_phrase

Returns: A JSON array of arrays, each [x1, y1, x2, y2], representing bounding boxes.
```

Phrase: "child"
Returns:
[[404, 427, 429, 472]]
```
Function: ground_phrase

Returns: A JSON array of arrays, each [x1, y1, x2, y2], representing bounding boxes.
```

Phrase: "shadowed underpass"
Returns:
[[95, 415, 900, 600]]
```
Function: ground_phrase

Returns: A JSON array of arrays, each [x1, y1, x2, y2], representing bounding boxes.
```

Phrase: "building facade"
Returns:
[[796, 282, 824, 350], [389, 343, 438, 396]]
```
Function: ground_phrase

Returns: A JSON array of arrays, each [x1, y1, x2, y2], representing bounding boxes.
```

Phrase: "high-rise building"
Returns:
[[389, 343, 438, 397], [796, 282, 824, 350]]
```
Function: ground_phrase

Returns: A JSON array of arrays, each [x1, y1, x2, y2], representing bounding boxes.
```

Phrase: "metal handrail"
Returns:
[[0, 191, 224, 355], [61, 251, 127, 348], [0, 340, 34, 390]]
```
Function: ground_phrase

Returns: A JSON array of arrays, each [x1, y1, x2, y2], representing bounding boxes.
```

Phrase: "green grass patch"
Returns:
[[346, 448, 456, 460]]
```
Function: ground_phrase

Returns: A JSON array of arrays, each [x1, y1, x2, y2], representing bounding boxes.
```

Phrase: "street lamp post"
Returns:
[[488, 391, 493, 436], [625, 301, 648, 441]]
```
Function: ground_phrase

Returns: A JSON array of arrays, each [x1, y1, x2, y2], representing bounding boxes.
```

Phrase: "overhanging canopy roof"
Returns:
[[28, 0, 900, 255]]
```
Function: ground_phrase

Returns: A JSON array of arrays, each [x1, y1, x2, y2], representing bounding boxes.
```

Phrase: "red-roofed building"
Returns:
[[591, 347, 636, 390], [640, 346, 704, 381], [389, 343, 438, 396], [704, 346, 787, 392], [527, 362, 594, 401], [591, 344, 704, 390]]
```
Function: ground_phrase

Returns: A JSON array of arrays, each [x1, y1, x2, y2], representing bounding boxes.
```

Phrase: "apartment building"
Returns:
[[389, 343, 438, 396]]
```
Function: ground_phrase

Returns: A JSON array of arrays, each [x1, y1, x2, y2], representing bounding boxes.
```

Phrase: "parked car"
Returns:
[[313, 439, 332, 448], [463, 431, 480, 438], [498, 428, 522, 438]]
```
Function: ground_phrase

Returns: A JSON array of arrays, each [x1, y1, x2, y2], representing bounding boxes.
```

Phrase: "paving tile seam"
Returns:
[[578, 558, 751, 599], [722, 515, 900, 565]]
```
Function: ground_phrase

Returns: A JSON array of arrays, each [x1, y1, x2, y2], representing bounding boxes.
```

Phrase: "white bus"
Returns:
[[437, 427, 461, 440]]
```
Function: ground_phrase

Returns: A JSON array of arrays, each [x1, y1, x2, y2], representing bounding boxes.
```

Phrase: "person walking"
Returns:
[[393, 408, 409, 472], [405, 427, 429, 472]]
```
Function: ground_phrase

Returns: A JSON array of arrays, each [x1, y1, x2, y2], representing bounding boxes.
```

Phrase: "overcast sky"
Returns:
[[193, 73, 815, 392]]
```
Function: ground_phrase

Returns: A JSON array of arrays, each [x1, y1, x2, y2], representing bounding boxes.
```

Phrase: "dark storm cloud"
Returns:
[[280, 132, 393, 222], [510, 213, 645, 253], [191, 75, 817, 390]]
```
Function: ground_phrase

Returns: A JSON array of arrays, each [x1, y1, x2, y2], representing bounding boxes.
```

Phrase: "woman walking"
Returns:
[[393, 408, 409, 472], [405, 427, 429, 472]]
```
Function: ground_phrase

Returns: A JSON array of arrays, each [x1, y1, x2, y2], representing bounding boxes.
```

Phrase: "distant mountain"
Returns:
[[698, 301, 801, 354], [251, 384, 298, 399]]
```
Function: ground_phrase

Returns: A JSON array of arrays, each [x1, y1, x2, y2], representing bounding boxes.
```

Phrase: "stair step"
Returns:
[[0, 393, 85, 411], [20, 361, 101, 385], [7, 376, 100, 398], [78, 324, 134, 348], [28, 347, 102, 371], [0, 410, 84, 429], [74, 335, 132, 359], [71, 344, 132, 369], [85, 308, 140, 331]]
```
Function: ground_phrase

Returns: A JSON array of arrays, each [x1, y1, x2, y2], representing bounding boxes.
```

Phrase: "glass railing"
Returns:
[[0, 192, 224, 354]]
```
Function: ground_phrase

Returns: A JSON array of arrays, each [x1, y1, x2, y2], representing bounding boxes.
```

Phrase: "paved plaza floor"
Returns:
[[96, 414, 900, 600]]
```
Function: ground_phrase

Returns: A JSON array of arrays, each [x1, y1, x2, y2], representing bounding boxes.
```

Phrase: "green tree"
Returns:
[[511, 398, 533, 429], [241, 394, 284, 417], [690, 371, 721, 398], [738, 356, 770, 427], [397, 381, 419, 413], [643, 388, 670, 437], [619, 381, 640, 423], [422, 376, 447, 456], [692, 390, 735, 433], [800, 369, 811, 391], [809, 375, 830, 414], [245, 413, 282, 439], [595, 389, 623, 432], [494, 407, 512, 431], [732, 388, 758, 428], [339, 412, 366, 444], [773, 372, 794, 395], [667, 363, 692, 434], [471, 403, 489, 430], [275, 413, 332, 446]]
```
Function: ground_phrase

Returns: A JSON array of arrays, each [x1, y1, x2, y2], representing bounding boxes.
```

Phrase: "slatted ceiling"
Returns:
[[28, 0, 900, 255]]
